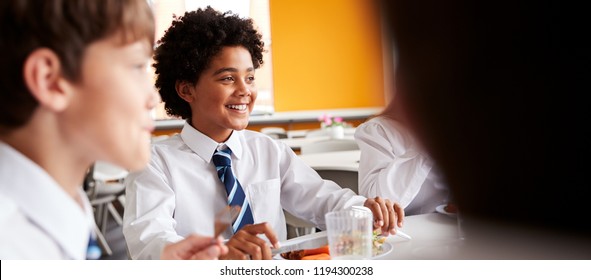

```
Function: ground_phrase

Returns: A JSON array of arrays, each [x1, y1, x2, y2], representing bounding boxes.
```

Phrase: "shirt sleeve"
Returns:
[[276, 142, 366, 230], [354, 118, 433, 208], [122, 149, 184, 260]]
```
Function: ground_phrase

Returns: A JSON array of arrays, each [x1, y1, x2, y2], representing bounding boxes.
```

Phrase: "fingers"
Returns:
[[212, 236, 229, 256], [244, 222, 280, 249], [228, 233, 268, 260], [383, 199, 397, 235], [161, 234, 225, 260], [189, 244, 224, 260], [394, 202, 405, 227], [223, 222, 277, 260], [221, 246, 252, 260], [372, 197, 392, 234], [363, 197, 405, 236], [363, 198, 384, 228]]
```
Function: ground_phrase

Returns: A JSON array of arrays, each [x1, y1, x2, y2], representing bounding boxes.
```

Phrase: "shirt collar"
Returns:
[[180, 121, 243, 163], [0, 142, 93, 259]]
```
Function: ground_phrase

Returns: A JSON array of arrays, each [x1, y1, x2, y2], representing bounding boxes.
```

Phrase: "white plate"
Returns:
[[371, 242, 393, 259], [436, 204, 457, 218]]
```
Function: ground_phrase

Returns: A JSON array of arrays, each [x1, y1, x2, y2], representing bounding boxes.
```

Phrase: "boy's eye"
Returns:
[[134, 63, 148, 71], [221, 77, 234, 81]]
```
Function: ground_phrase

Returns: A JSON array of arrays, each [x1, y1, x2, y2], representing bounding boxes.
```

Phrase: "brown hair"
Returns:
[[0, 0, 155, 132]]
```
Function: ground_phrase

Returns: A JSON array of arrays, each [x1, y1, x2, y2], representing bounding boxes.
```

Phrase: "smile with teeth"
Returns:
[[226, 104, 248, 111]]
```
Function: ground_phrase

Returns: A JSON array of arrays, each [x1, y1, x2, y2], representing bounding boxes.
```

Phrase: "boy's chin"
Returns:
[[230, 123, 249, 131]]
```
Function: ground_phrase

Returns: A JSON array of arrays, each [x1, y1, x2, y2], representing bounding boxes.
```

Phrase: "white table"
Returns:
[[287, 127, 357, 139], [278, 135, 355, 151], [376, 213, 461, 259], [297, 150, 360, 172], [277, 213, 460, 260], [279, 212, 590, 260]]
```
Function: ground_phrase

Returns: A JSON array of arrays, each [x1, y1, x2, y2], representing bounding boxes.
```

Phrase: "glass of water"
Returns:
[[325, 208, 373, 259]]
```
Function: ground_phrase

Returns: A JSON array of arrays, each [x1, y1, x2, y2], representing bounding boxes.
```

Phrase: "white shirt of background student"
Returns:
[[355, 116, 449, 215]]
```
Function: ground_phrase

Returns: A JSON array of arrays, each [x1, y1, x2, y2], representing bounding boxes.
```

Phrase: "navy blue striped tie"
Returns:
[[212, 149, 254, 232], [86, 233, 101, 260]]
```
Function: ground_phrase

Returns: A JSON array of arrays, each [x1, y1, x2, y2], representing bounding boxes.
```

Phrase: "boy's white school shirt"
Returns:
[[123, 122, 366, 259], [0, 142, 95, 259], [355, 116, 449, 216]]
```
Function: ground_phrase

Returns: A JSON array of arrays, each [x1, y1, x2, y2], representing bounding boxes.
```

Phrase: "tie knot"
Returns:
[[212, 149, 232, 167]]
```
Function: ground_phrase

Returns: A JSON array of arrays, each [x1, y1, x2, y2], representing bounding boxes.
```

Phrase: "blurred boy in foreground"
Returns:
[[0, 0, 226, 259]]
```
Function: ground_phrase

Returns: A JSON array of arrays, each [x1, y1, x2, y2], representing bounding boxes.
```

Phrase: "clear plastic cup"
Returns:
[[325, 208, 373, 259]]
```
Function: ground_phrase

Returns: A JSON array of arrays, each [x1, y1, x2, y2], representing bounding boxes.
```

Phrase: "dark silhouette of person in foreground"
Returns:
[[377, 0, 589, 258]]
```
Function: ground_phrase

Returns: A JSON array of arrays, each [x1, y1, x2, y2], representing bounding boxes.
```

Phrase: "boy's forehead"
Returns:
[[91, 34, 153, 57], [108, 30, 154, 52], [82, 36, 152, 66]]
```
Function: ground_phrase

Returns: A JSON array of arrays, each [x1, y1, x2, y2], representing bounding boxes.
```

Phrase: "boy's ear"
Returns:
[[23, 48, 73, 112], [175, 80, 195, 103]]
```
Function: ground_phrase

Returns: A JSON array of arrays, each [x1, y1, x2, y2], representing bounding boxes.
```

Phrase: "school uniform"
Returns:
[[123, 122, 365, 260]]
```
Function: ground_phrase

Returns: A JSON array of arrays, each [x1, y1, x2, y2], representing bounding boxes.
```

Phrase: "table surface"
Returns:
[[297, 150, 360, 172], [277, 213, 460, 260], [279, 212, 591, 259], [278, 135, 356, 151], [376, 212, 461, 260], [286, 127, 357, 139]]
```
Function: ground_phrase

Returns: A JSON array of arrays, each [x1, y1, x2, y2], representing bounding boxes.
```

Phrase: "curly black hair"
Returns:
[[153, 6, 264, 120]]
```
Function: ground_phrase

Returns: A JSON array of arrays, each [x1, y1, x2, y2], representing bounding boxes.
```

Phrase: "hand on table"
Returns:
[[363, 197, 404, 236], [220, 222, 280, 260], [161, 234, 228, 260]]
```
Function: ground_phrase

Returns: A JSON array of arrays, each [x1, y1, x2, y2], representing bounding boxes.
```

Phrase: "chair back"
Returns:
[[83, 161, 129, 258], [316, 169, 359, 194], [93, 161, 129, 182]]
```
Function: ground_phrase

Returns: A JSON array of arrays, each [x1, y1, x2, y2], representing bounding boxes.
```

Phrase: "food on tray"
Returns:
[[280, 244, 330, 260], [372, 229, 387, 256], [301, 253, 330, 260], [280, 229, 388, 259]]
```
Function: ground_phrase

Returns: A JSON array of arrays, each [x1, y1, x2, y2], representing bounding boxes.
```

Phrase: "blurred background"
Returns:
[[149, 0, 390, 121]]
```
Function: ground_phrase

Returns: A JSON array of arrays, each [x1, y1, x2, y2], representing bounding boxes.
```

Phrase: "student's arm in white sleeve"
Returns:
[[354, 119, 433, 208], [277, 143, 366, 230]]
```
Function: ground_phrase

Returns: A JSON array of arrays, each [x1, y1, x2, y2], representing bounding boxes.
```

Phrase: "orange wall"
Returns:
[[269, 0, 386, 112]]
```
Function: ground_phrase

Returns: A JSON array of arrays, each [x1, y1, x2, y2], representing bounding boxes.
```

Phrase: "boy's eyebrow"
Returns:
[[213, 67, 255, 75]]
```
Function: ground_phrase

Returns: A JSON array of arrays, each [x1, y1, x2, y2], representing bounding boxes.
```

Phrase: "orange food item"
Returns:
[[301, 253, 331, 260], [303, 245, 330, 256]]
